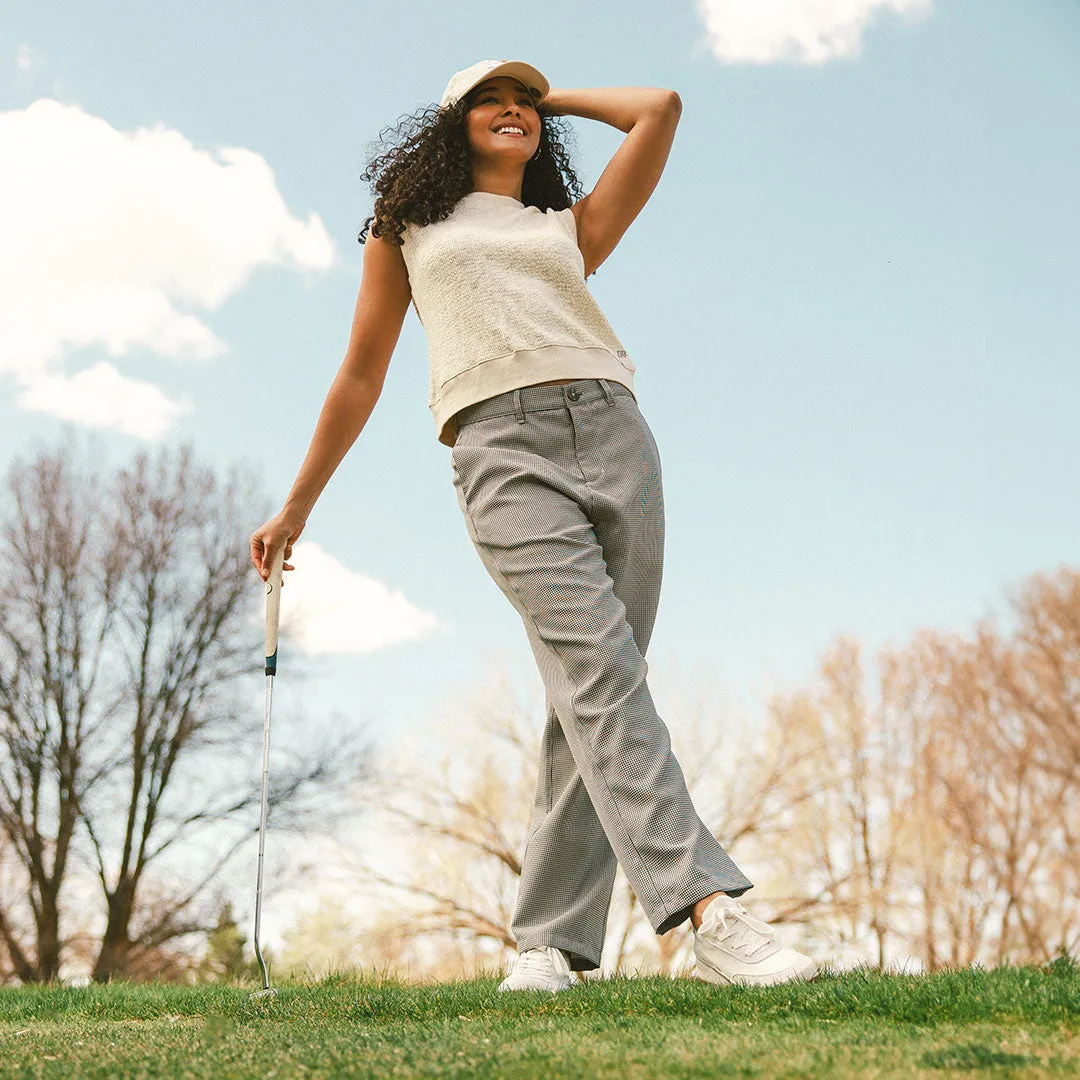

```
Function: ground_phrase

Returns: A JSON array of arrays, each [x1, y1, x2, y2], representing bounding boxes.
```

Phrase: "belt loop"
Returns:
[[598, 378, 615, 406], [513, 387, 525, 424]]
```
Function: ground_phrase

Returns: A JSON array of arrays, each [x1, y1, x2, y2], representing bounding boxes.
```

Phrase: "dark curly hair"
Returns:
[[356, 88, 595, 271]]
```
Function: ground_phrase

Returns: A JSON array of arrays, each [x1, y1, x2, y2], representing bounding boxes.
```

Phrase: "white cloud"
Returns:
[[17, 361, 193, 439], [277, 542, 445, 656], [693, 0, 933, 65], [0, 98, 336, 435]]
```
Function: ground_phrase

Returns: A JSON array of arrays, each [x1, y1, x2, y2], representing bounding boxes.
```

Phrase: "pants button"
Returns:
[[567, 388, 580, 401]]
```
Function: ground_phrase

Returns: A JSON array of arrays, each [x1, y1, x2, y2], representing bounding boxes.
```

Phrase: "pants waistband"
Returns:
[[454, 378, 633, 429]]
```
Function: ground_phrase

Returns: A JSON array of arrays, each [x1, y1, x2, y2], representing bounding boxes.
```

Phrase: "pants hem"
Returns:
[[655, 881, 754, 937], [514, 938, 602, 973]]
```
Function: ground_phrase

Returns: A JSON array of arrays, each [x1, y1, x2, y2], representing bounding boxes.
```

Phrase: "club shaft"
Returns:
[[253, 672, 274, 990], [253, 545, 284, 995]]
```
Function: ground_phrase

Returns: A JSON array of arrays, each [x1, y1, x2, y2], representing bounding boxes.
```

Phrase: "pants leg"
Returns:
[[450, 378, 753, 973]]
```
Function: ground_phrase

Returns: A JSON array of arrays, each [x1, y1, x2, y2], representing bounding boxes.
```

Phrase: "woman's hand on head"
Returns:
[[250, 512, 306, 584]]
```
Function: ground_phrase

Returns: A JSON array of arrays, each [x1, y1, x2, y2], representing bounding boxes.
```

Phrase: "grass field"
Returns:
[[0, 955, 1077, 1079]]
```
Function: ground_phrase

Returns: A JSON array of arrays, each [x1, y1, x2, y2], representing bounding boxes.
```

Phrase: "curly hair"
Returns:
[[356, 89, 596, 271]]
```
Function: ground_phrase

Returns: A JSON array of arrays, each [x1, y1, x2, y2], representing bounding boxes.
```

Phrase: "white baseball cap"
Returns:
[[439, 59, 550, 111]]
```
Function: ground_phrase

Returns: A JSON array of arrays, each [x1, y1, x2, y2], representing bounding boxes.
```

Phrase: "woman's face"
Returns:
[[466, 77, 541, 162]]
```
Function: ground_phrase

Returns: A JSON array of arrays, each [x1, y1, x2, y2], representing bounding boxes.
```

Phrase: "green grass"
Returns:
[[0, 955, 1077, 1078]]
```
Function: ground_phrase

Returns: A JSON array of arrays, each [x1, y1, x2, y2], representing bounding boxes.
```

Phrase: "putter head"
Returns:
[[247, 987, 278, 1001]]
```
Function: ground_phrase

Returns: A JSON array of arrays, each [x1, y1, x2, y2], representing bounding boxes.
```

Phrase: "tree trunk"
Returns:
[[92, 878, 135, 983]]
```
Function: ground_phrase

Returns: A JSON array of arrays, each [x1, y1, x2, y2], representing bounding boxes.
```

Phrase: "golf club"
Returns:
[[249, 544, 284, 1001]]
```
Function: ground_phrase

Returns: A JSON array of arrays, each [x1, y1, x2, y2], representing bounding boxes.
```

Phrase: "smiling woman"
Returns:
[[249, 57, 820, 996]]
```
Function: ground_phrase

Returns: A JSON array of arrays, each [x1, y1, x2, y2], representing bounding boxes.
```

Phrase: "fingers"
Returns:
[[254, 544, 295, 581], [250, 534, 266, 574], [250, 518, 302, 581], [252, 533, 276, 581]]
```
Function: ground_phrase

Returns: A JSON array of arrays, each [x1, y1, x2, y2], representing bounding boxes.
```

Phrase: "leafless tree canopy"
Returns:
[[0, 439, 372, 984]]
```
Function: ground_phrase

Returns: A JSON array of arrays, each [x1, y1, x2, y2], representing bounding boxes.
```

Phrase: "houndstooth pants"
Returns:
[[450, 376, 753, 972]]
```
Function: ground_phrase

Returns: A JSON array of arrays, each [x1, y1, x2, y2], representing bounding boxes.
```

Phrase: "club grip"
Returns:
[[264, 546, 285, 675]]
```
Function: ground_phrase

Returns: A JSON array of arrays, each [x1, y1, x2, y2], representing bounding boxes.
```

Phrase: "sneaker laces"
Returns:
[[514, 947, 562, 977], [708, 901, 779, 960]]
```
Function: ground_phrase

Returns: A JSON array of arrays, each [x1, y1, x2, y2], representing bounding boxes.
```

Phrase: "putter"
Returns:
[[249, 544, 285, 1001]]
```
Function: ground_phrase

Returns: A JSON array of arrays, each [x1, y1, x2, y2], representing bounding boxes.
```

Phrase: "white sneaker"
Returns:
[[692, 894, 818, 987], [498, 945, 575, 993]]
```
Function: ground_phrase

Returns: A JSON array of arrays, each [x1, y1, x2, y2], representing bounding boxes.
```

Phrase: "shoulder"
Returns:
[[542, 201, 583, 240]]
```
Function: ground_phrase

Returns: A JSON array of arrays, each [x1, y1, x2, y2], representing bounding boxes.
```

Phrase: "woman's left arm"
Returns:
[[540, 87, 680, 133]]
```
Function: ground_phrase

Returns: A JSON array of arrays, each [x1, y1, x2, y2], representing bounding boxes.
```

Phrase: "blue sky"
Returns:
[[2, 1, 1078, 960]]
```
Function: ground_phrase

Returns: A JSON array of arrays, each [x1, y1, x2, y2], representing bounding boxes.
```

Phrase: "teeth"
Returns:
[[495, 127, 524, 136]]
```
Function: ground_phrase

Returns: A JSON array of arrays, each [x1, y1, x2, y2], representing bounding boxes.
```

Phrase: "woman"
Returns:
[[250, 59, 818, 992]]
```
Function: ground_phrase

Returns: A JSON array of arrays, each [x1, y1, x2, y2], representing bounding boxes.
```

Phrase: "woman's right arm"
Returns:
[[250, 230, 413, 580]]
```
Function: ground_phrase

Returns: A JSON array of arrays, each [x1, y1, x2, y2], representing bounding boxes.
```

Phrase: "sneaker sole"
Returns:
[[497, 980, 574, 993], [693, 954, 818, 987]]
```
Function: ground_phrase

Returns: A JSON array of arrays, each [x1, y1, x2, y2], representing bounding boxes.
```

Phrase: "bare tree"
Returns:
[[933, 569, 1080, 968], [0, 439, 371, 984], [996, 566, 1080, 780], [878, 626, 984, 972], [753, 570, 1080, 974], [722, 641, 910, 973], [0, 439, 116, 982], [339, 667, 537, 977]]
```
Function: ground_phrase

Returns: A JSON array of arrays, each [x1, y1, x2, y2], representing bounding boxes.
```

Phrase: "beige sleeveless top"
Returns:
[[400, 191, 638, 446]]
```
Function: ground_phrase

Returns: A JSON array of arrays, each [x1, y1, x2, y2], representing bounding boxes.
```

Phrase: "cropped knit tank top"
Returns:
[[400, 191, 638, 447]]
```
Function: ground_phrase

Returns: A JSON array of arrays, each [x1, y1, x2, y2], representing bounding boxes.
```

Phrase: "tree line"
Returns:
[[311, 571, 1080, 979], [1, 439, 1076, 984], [0, 439, 369, 984]]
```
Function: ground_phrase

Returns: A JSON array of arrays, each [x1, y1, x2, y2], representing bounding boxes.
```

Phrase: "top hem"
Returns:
[[432, 344, 637, 447]]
